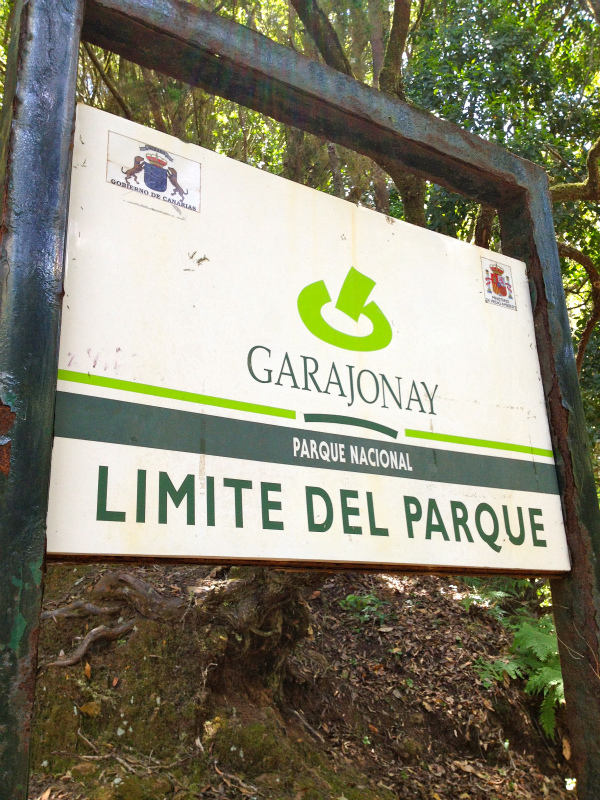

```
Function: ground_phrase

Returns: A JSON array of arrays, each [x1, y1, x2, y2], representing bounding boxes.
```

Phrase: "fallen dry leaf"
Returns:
[[112, 677, 119, 688], [38, 790, 51, 800], [79, 700, 101, 717], [84, 662, 91, 679], [563, 737, 571, 760]]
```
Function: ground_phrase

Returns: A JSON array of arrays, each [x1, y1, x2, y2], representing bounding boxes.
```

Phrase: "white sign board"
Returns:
[[46, 104, 570, 573]]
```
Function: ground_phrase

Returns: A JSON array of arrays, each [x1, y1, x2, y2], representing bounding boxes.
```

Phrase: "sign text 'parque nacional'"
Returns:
[[46, 105, 570, 573]]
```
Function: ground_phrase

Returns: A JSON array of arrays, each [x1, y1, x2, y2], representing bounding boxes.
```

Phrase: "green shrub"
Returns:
[[339, 593, 392, 625]]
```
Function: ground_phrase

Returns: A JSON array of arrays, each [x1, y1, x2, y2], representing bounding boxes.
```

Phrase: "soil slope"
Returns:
[[29, 565, 574, 800]]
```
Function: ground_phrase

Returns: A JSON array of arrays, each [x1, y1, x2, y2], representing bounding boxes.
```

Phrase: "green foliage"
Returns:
[[460, 576, 531, 622], [466, 579, 564, 738], [339, 593, 393, 625]]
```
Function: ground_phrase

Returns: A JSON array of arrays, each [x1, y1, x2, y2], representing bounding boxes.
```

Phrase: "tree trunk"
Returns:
[[327, 142, 345, 198], [284, 126, 305, 183], [368, 0, 386, 88], [383, 159, 427, 227], [474, 203, 496, 249], [372, 164, 391, 214]]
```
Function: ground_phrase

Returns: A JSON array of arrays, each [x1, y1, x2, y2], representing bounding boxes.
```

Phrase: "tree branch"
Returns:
[[83, 43, 133, 121], [585, 0, 600, 25], [551, 134, 600, 203], [378, 155, 426, 226], [141, 67, 169, 133], [409, 0, 426, 37], [327, 142, 345, 198], [557, 242, 600, 288], [545, 142, 583, 181], [372, 163, 391, 214], [378, 0, 411, 98], [557, 242, 600, 372], [289, 0, 353, 76], [576, 307, 600, 374], [290, 0, 427, 226]]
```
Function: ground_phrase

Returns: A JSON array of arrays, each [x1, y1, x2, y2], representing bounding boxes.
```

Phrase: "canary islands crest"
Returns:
[[106, 131, 201, 213]]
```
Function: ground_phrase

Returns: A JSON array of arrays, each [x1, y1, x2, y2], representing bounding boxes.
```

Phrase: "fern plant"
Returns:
[[466, 579, 564, 738], [513, 618, 564, 736]]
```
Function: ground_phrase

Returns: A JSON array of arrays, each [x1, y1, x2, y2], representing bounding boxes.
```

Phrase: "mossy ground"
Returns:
[[30, 565, 395, 800], [29, 566, 572, 800]]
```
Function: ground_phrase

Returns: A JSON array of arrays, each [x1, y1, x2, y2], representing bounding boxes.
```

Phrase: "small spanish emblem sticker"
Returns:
[[106, 131, 201, 213], [482, 257, 516, 310]]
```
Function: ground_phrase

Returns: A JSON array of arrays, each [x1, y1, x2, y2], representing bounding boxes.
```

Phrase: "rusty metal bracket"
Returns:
[[1, 0, 599, 796]]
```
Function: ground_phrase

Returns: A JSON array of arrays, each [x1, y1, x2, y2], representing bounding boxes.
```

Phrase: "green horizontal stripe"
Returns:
[[57, 369, 296, 420], [304, 413, 398, 439], [405, 429, 553, 459]]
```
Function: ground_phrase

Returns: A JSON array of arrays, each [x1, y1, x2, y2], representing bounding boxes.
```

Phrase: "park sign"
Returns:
[[45, 104, 570, 573]]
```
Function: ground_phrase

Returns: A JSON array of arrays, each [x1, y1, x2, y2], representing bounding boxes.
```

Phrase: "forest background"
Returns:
[[2, 0, 600, 798]]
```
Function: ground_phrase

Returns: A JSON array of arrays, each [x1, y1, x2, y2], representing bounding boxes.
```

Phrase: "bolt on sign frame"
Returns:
[[0, 0, 600, 796]]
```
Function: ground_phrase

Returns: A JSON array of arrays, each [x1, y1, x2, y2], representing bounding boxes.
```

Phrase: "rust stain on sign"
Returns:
[[0, 399, 16, 476]]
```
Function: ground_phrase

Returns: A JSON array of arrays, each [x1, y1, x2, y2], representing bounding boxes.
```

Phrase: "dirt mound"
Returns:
[[29, 565, 574, 799]]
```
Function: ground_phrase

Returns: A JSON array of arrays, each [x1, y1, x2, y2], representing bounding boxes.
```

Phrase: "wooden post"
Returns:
[[498, 185, 600, 796], [0, 1, 83, 796]]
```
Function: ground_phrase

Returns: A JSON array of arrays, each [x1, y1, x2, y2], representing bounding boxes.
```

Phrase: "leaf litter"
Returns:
[[29, 566, 574, 799]]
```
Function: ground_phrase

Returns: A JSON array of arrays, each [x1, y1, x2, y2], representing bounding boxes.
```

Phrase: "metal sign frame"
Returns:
[[0, 0, 599, 796]]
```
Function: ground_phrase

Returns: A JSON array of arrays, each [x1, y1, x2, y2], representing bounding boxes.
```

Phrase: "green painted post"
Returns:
[[0, 1, 84, 796]]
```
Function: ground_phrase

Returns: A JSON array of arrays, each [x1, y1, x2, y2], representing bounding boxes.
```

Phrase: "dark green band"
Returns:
[[54, 392, 560, 495]]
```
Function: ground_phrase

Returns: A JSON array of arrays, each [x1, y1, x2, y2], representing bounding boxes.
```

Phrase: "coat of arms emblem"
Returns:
[[481, 258, 516, 310], [107, 132, 201, 213], [122, 145, 188, 200]]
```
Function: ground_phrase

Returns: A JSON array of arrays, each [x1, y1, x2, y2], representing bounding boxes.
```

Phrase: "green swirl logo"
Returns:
[[297, 267, 392, 352]]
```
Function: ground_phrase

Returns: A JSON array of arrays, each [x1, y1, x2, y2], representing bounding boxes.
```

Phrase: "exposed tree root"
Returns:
[[49, 619, 137, 667], [41, 601, 121, 620], [91, 571, 187, 619], [286, 708, 326, 744], [44, 566, 329, 703]]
